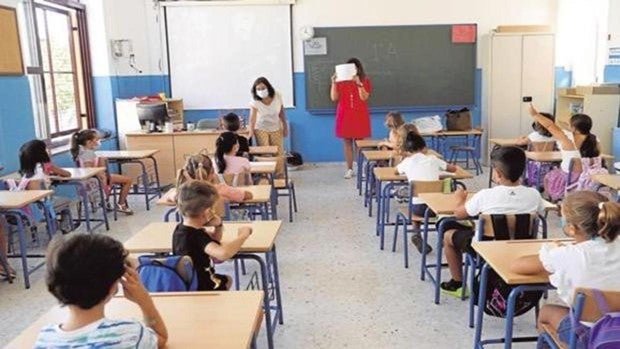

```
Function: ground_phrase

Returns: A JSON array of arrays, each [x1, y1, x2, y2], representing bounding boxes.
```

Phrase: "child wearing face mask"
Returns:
[[378, 111, 405, 150], [511, 191, 620, 349]]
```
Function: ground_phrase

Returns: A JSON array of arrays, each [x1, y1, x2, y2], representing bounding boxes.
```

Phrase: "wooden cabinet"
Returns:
[[556, 87, 620, 154], [125, 130, 248, 185], [487, 30, 555, 140]]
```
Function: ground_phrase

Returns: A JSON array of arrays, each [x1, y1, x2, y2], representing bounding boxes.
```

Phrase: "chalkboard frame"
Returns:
[[303, 24, 477, 114]]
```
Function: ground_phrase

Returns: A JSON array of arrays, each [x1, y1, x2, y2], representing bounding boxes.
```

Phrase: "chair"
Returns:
[[528, 140, 556, 152], [392, 180, 444, 268], [464, 213, 540, 328], [538, 288, 620, 349], [449, 146, 482, 175], [524, 141, 557, 188], [254, 156, 298, 222], [196, 118, 220, 130]]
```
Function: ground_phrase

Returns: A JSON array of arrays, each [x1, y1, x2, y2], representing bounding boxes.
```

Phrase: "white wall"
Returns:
[[82, 0, 165, 76], [291, 0, 558, 71]]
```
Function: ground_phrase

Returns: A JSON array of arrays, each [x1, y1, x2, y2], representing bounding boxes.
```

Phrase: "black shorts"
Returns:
[[411, 203, 436, 217], [443, 221, 493, 255]]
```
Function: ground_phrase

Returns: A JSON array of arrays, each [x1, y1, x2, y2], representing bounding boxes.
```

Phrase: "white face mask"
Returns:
[[257, 89, 269, 98]]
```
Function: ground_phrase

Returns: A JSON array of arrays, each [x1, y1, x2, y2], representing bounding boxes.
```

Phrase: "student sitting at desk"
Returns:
[[396, 132, 457, 254], [516, 112, 556, 147], [222, 112, 251, 158], [511, 191, 620, 349], [215, 132, 252, 185], [162, 153, 253, 216], [71, 129, 134, 215], [34, 233, 168, 348], [173, 181, 253, 290], [440, 146, 545, 297], [378, 111, 405, 150], [18, 139, 71, 189]]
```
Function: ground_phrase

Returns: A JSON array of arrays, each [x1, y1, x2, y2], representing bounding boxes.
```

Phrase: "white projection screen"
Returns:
[[166, 5, 294, 109]]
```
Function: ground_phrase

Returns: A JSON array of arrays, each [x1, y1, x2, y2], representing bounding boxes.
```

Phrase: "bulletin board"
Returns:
[[0, 6, 25, 76]]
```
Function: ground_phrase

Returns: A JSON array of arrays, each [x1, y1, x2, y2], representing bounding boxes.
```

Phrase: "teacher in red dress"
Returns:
[[330, 58, 371, 179]]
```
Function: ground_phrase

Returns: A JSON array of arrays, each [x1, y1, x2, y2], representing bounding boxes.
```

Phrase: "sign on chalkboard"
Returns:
[[452, 25, 476, 43], [304, 37, 327, 56]]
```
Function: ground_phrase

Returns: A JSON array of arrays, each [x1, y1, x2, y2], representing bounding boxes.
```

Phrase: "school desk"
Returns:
[[0, 190, 53, 289], [421, 129, 484, 159], [472, 239, 572, 349], [372, 166, 473, 251], [592, 174, 620, 201], [95, 149, 162, 210], [355, 139, 383, 194], [249, 145, 278, 156], [124, 220, 283, 349], [5, 291, 264, 349], [249, 161, 278, 219]]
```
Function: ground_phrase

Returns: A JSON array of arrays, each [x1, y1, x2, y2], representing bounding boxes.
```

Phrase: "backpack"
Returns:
[[287, 151, 303, 167], [588, 289, 620, 349], [137, 255, 198, 292], [566, 157, 609, 193]]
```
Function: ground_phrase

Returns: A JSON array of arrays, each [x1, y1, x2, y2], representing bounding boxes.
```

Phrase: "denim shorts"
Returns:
[[556, 315, 589, 349]]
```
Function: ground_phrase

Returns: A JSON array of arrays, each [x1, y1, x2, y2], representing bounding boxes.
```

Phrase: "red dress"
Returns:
[[335, 78, 372, 139]]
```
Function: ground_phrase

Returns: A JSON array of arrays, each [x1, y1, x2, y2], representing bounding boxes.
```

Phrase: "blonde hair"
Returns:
[[176, 154, 215, 188], [395, 123, 420, 155], [386, 111, 405, 130], [563, 191, 620, 242], [177, 181, 219, 218]]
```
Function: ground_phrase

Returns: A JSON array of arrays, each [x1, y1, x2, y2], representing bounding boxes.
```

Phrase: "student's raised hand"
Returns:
[[237, 226, 252, 239], [528, 103, 539, 118], [120, 266, 151, 306]]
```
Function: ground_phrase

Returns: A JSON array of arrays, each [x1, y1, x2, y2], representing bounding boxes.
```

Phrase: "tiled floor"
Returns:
[[0, 163, 562, 348]]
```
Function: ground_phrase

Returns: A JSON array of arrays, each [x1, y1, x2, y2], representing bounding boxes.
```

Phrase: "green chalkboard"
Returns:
[[304, 25, 477, 111]]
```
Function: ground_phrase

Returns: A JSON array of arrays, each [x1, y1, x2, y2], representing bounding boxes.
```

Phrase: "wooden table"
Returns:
[[96, 150, 162, 210], [472, 239, 570, 349], [592, 174, 620, 190], [249, 162, 278, 219], [56, 168, 109, 233], [124, 220, 283, 349], [0, 190, 54, 289], [5, 291, 264, 349], [526, 151, 614, 163], [420, 129, 484, 160], [249, 145, 278, 156], [489, 138, 521, 148], [355, 139, 383, 194]]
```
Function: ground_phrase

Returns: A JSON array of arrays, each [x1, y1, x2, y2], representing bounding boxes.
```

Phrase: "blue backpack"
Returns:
[[137, 255, 198, 292], [588, 289, 620, 349]]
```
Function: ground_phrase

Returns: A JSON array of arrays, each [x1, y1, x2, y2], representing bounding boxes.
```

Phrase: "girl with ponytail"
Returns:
[[528, 105, 602, 201], [214, 131, 251, 176], [70, 129, 134, 215], [511, 191, 620, 348], [163, 153, 253, 211]]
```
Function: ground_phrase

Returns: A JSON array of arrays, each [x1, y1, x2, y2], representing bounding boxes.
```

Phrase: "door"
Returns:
[[489, 35, 523, 139], [521, 34, 555, 135]]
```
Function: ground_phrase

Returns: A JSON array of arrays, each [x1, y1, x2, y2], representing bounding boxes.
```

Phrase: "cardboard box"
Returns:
[[576, 85, 620, 95]]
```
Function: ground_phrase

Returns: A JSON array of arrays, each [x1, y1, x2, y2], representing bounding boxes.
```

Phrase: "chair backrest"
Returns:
[[574, 288, 620, 323], [409, 180, 444, 197], [478, 213, 538, 240], [196, 118, 220, 130], [528, 141, 556, 152]]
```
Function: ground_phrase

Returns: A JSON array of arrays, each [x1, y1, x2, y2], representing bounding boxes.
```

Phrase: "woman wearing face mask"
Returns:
[[249, 76, 288, 178], [330, 58, 372, 179]]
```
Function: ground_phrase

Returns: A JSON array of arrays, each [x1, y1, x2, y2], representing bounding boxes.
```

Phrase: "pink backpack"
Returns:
[[566, 157, 609, 193]]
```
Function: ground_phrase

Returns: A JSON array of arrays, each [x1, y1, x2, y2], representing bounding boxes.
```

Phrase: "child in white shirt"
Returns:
[[511, 191, 620, 349], [440, 146, 545, 296], [396, 132, 457, 254], [516, 112, 555, 146]]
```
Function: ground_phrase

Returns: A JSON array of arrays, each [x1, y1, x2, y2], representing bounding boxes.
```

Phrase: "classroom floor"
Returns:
[[0, 163, 564, 348]]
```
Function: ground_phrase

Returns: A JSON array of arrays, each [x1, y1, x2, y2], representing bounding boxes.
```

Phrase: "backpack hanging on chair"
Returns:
[[137, 255, 198, 292]]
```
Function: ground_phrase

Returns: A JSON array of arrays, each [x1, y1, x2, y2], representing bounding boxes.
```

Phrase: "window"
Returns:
[[21, 0, 94, 147]]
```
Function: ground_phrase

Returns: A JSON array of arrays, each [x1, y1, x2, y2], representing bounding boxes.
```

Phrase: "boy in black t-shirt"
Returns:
[[222, 113, 251, 158], [172, 181, 252, 290]]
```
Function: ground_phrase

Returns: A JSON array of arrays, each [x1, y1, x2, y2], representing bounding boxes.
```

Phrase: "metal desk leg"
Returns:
[[268, 174, 278, 220], [94, 176, 110, 231], [270, 245, 284, 325], [149, 156, 162, 198], [473, 263, 490, 349], [357, 149, 364, 195], [7, 211, 32, 288]]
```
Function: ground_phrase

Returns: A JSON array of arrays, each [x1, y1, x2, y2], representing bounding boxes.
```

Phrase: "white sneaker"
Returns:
[[344, 169, 354, 179]]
